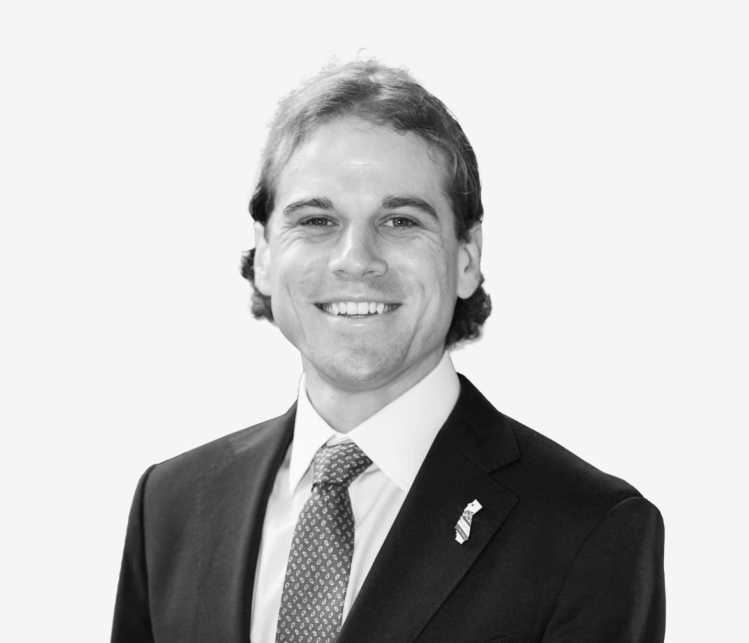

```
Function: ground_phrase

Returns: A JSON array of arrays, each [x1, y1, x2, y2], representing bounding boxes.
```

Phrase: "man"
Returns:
[[112, 61, 665, 642]]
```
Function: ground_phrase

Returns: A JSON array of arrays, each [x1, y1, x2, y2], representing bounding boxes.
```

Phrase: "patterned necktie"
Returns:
[[275, 441, 372, 643]]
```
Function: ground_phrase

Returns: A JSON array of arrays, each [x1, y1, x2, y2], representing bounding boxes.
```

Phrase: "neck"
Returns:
[[302, 351, 445, 433]]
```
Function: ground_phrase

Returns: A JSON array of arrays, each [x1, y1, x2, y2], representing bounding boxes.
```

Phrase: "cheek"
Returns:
[[269, 242, 326, 295], [404, 240, 458, 296]]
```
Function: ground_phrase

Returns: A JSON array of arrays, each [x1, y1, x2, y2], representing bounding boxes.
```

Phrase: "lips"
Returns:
[[316, 301, 400, 316]]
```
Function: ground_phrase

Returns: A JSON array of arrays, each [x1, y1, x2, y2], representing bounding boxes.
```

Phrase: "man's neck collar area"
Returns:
[[289, 351, 460, 492], [300, 351, 454, 432]]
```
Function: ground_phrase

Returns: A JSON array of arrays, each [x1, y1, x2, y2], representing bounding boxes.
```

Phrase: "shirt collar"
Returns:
[[289, 351, 460, 493]]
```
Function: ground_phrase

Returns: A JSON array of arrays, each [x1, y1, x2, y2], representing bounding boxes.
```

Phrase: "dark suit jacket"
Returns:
[[112, 375, 665, 642]]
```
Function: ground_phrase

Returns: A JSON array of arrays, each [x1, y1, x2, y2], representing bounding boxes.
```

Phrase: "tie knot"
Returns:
[[312, 442, 372, 488]]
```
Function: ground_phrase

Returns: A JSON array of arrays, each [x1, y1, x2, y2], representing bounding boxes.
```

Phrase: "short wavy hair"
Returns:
[[241, 60, 491, 347]]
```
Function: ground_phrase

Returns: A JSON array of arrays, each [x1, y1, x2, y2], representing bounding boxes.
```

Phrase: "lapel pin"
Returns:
[[454, 499, 483, 544]]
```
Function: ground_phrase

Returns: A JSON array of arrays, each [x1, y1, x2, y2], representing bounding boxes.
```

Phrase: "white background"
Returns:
[[1, 1, 747, 640]]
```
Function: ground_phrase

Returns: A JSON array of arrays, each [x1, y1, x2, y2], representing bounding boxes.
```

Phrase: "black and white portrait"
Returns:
[[2, 2, 746, 641]]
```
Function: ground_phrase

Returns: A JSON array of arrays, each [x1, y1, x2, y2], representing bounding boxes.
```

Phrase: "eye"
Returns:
[[299, 216, 336, 227], [384, 215, 419, 228]]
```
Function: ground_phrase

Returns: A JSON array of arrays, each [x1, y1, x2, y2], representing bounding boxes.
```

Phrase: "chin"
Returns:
[[317, 346, 402, 391]]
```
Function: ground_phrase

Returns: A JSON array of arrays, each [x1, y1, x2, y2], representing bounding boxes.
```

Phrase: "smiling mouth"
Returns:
[[316, 301, 401, 317]]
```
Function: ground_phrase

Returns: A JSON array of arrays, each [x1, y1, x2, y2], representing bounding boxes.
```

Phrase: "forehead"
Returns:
[[273, 117, 451, 205]]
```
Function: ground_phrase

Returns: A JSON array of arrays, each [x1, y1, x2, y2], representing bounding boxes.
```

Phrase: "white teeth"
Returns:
[[321, 301, 395, 316]]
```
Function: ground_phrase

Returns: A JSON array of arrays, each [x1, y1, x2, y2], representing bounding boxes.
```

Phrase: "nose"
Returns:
[[328, 223, 387, 279]]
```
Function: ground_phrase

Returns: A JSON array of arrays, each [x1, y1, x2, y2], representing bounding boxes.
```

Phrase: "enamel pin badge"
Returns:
[[455, 499, 483, 544]]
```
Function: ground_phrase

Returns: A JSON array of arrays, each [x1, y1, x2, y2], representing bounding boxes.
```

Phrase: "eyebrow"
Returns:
[[282, 197, 334, 217], [281, 194, 439, 219], [381, 195, 438, 219]]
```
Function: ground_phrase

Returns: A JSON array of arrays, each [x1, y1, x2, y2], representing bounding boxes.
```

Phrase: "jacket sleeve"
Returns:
[[542, 496, 666, 642], [111, 465, 157, 643]]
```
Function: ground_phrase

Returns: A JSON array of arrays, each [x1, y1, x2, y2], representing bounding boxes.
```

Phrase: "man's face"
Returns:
[[254, 117, 481, 394]]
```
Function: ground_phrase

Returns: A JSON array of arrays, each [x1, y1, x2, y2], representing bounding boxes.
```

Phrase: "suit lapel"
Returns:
[[193, 405, 295, 642], [338, 376, 520, 643]]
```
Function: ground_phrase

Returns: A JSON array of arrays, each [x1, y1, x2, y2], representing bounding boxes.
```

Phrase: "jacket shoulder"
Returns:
[[498, 412, 647, 518], [144, 406, 295, 501], [457, 376, 641, 505]]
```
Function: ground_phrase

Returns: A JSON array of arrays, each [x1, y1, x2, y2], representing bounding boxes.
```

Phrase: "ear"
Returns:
[[456, 223, 483, 299], [253, 221, 272, 296]]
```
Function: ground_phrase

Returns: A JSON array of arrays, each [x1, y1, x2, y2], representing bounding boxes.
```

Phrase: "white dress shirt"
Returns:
[[249, 351, 460, 642]]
